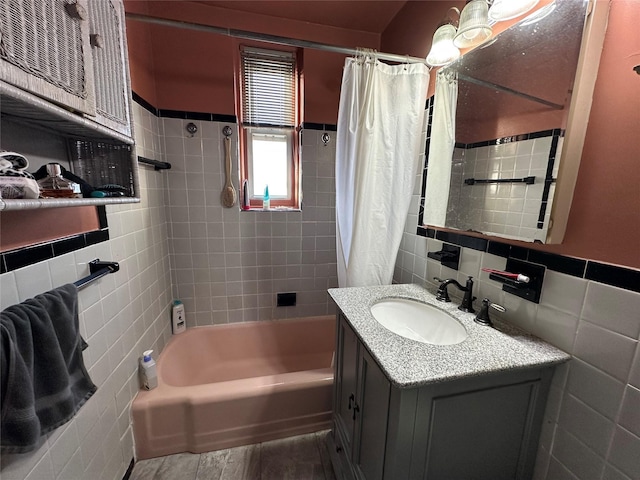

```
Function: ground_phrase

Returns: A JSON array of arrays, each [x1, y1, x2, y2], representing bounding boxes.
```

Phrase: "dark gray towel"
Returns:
[[1, 284, 97, 453]]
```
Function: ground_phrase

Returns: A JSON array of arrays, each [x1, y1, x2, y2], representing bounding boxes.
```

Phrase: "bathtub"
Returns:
[[131, 315, 335, 459]]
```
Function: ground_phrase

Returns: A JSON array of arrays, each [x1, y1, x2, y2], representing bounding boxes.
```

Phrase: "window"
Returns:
[[238, 46, 302, 209]]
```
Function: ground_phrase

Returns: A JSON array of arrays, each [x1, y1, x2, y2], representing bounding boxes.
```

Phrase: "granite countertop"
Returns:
[[328, 283, 570, 388]]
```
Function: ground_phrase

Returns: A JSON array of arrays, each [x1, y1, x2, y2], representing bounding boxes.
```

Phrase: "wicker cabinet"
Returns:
[[0, 0, 138, 210], [1, 0, 131, 137], [86, 0, 131, 137], [0, 0, 96, 115]]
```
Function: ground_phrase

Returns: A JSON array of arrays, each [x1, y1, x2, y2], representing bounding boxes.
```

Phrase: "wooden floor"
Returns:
[[130, 431, 337, 480]]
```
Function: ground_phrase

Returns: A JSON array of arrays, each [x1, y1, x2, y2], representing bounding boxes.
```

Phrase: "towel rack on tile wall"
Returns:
[[464, 176, 536, 186], [73, 260, 119, 290], [137, 156, 171, 170]]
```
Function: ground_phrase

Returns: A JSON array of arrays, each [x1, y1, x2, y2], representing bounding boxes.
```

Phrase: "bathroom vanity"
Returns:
[[327, 284, 569, 480]]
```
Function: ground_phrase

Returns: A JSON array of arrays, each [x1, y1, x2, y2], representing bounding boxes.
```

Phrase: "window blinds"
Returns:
[[241, 47, 296, 128]]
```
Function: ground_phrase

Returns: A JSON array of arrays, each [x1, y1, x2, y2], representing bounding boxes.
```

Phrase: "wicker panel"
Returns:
[[88, 0, 126, 124], [0, 0, 87, 98], [69, 140, 135, 197]]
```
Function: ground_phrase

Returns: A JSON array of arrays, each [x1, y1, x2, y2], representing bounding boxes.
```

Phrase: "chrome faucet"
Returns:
[[434, 276, 476, 313]]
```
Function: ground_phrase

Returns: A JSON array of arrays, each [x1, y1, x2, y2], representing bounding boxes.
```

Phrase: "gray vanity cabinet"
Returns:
[[333, 313, 391, 480], [329, 311, 555, 480]]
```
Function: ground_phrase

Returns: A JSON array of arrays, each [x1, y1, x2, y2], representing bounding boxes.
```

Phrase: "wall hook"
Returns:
[[185, 122, 198, 137], [223, 126, 233, 138], [321, 132, 330, 146]]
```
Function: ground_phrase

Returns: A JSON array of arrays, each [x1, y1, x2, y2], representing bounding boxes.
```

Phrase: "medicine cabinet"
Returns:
[[421, 0, 609, 244]]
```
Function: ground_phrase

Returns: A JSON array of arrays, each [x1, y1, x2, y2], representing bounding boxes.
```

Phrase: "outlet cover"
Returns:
[[277, 292, 296, 307]]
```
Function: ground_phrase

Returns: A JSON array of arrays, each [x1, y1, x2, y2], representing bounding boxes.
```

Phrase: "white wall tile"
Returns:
[[607, 427, 640, 479], [581, 282, 640, 339], [629, 346, 640, 389], [569, 359, 627, 421], [539, 271, 587, 317], [601, 465, 632, 480], [534, 306, 579, 353], [0, 271, 19, 309], [13, 262, 52, 302], [617, 386, 640, 437], [557, 394, 615, 457], [573, 321, 638, 381], [551, 427, 604, 480]]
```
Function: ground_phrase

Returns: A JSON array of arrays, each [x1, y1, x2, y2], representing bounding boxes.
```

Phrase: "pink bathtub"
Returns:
[[131, 316, 335, 459]]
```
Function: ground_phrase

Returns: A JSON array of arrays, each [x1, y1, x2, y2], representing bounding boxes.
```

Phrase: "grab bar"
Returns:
[[464, 176, 536, 186], [138, 156, 171, 170], [74, 260, 119, 290]]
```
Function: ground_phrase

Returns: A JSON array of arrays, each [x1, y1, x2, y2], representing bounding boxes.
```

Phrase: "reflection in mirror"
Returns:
[[422, 0, 588, 243]]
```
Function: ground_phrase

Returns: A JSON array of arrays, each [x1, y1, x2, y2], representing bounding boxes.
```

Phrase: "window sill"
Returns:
[[241, 206, 301, 213]]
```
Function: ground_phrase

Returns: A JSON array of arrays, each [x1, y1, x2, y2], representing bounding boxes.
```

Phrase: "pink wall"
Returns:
[[125, 1, 640, 268], [547, 0, 640, 267], [124, 0, 379, 123], [124, 1, 158, 106], [0, 207, 101, 252], [382, 0, 640, 268]]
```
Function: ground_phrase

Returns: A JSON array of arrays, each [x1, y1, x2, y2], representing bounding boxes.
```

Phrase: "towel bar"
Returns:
[[74, 259, 119, 290]]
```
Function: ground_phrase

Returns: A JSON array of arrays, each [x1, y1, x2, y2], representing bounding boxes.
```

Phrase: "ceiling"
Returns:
[[191, 1, 408, 33]]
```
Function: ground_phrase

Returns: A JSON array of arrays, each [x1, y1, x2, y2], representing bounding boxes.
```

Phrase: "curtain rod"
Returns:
[[125, 12, 429, 66]]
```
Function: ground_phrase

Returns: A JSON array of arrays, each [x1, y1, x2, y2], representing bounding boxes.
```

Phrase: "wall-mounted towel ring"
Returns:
[[322, 132, 330, 146]]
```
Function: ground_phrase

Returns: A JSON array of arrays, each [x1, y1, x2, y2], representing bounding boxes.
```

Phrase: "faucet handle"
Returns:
[[474, 298, 505, 326], [433, 277, 452, 302]]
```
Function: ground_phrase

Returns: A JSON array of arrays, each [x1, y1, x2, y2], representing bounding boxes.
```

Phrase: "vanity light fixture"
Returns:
[[488, 0, 540, 21], [453, 0, 492, 49], [426, 7, 461, 67]]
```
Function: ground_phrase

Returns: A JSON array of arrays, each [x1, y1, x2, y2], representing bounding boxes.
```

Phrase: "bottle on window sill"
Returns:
[[263, 184, 270, 210], [37, 163, 81, 198]]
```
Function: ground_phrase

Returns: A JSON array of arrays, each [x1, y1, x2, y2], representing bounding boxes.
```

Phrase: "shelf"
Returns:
[[0, 197, 140, 211], [0, 81, 134, 145]]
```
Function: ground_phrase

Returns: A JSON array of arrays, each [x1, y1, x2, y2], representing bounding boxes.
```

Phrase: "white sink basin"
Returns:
[[370, 298, 468, 345]]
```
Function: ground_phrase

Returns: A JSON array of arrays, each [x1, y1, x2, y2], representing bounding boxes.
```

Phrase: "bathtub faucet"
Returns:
[[433, 276, 476, 313]]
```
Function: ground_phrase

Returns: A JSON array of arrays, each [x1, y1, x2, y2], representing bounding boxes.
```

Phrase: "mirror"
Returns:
[[422, 0, 589, 243]]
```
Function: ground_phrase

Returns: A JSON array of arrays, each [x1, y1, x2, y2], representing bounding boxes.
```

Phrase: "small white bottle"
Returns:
[[139, 350, 158, 390], [263, 184, 270, 210], [172, 300, 186, 334]]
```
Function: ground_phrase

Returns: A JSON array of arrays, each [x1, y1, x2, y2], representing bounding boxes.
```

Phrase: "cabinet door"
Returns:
[[352, 349, 390, 480], [86, 0, 132, 136], [335, 314, 360, 455], [0, 0, 96, 115]]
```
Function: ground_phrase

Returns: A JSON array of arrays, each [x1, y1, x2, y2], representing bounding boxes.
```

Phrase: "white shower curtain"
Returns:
[[335, 53, 429, 287], [423, 70, 458, 227]]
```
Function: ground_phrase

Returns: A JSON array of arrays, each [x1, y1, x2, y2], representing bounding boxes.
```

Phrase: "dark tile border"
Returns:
[[1, 227, 110, 274], [133, 91, 237, 123], [585, 262, 640, 293], [122, 458, 135, 480], [462, 129, 559, 149], [133, 91, 341, 129], [302, 122, 338, 131], [131, 91, 158, 116], [157, 109, 237, 123], [415, 226, 638, 293]]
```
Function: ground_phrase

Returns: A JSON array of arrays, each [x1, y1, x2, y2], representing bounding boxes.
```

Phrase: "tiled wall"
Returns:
[[161, 116, 338, 325], [395, 165, 640, 480], [446, 132, 562, 242], [0, 102, 173, 480]]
